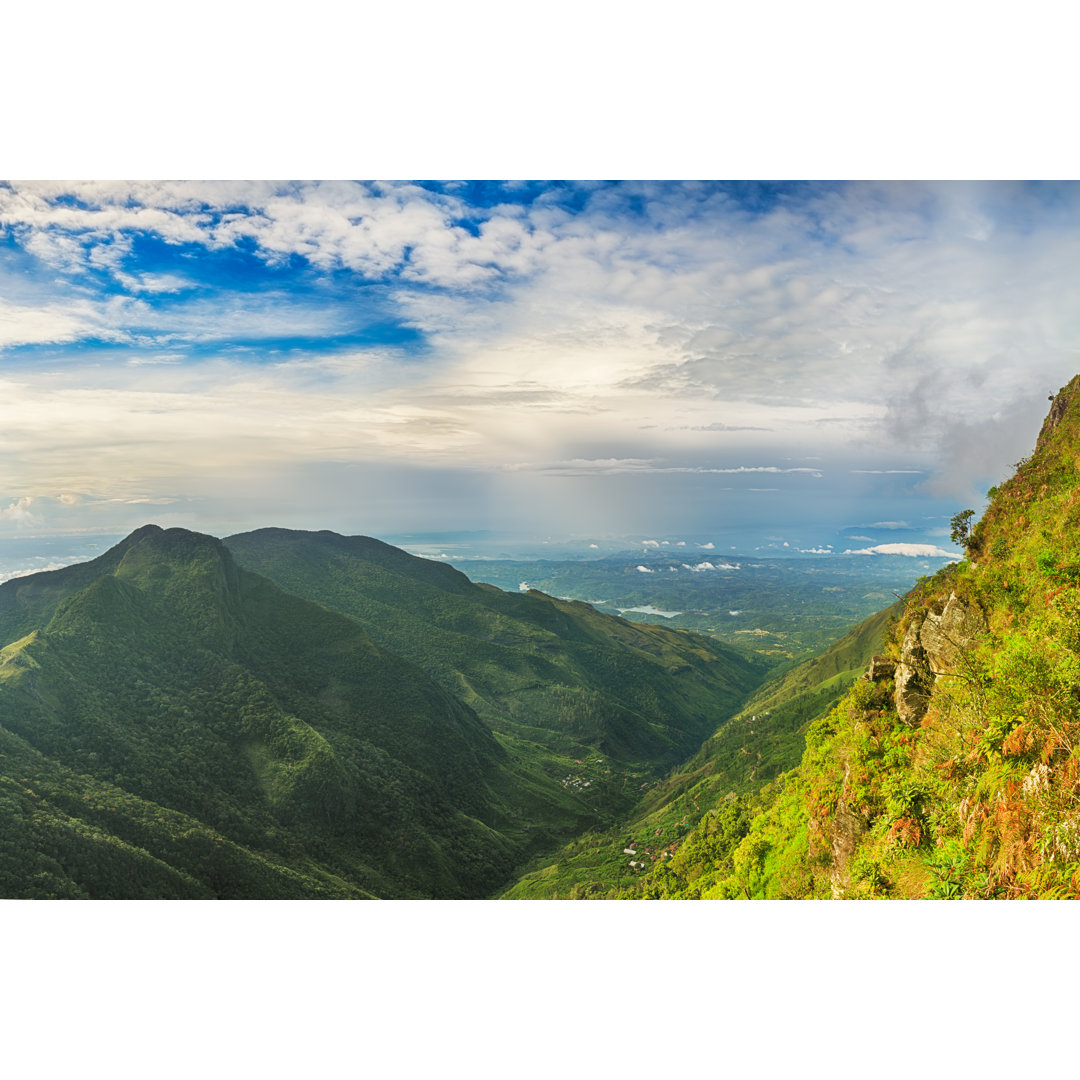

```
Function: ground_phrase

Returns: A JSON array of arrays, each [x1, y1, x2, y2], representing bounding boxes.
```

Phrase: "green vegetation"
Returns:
[[0, 528, 526, 898], [606, 378, 1080, 899], [499, 601, 897, 897], [0, 525, 769, 898], [225, 529, 767, 829], [11, 377, 1076, 900]]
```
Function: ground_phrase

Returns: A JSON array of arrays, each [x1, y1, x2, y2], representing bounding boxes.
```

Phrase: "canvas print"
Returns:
[[2, 179, 1078, 899]]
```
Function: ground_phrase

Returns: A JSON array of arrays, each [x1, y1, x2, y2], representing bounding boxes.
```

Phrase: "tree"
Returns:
[[950, 509, 975, 548]]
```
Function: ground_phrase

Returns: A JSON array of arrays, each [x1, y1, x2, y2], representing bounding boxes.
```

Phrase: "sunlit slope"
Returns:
[[225, 528, 767, 768], [0, 526, 577, 898], [622, 376, 1080, 899], [500, 601, 898, 897]]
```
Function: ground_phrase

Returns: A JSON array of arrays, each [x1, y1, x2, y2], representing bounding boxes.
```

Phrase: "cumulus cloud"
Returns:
[[0, 497, 38, 524], [682, 561, 740, 571], [843, 543, 956, 557], [636, 565, 654, 573]]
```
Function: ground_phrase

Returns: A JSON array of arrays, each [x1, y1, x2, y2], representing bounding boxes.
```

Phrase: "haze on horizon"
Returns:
[[2, 180, 1077, 559]]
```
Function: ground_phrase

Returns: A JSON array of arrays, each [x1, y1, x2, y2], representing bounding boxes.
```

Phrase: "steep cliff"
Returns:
[[634, 375, 1080, 899]]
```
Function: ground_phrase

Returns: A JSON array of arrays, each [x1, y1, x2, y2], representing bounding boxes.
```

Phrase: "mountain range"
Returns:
[[0, 522, 763, 897], [6, 379, 1079, 899]]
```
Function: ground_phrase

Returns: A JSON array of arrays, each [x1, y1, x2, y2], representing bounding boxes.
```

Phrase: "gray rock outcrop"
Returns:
[[892, 594, 986, 725], [865, 654, 896, 681]]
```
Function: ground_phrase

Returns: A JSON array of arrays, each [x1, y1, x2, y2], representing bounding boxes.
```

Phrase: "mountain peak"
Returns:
[[1036, 375, 1080, 452]]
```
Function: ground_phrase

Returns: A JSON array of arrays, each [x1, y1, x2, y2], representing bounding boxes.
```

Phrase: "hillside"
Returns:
[[617, 377, 1080, 899], [0, 525, 768, 899], [225, 529, 767, 802], [500, 600, 899, 897], [0, 527, 579, 898]]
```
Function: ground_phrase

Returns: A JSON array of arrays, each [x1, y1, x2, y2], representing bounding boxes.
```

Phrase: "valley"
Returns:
[[453, 551, 949, 656]]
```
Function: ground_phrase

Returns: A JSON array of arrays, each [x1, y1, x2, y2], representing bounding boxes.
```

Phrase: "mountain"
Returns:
[[617, 377, 1080, 899], [0, 524, 766, 899], [0, 526, 547, 897], [225, 527, 766, 780]]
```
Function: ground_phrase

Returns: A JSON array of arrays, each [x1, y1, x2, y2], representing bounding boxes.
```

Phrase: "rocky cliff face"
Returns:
[[878, 592, 989, 726]]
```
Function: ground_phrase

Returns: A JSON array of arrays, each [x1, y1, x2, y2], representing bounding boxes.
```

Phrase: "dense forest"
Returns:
[[0, 523, 762, 898]]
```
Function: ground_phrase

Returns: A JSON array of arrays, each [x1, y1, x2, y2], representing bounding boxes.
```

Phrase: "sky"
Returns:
[[2, 179, 1078, 557]]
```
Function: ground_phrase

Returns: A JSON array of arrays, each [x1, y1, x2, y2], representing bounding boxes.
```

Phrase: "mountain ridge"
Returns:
[[0, 521, 768, 898]]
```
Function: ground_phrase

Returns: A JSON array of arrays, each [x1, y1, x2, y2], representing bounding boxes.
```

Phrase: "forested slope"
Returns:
[[619, 377, 1080, 899], [500, 600, 898, 896], [0, 528, 555, 897], [226, 529, 767, 818], [1, 525, 769, 898]]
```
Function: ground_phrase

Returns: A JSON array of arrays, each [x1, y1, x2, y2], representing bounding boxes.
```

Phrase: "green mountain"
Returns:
[[618, 377, 1080, 899], [499, 598, 899, 897], [0, 526, 545, 897], [0, 524, 766, 898], [225, 527, 766, 785]]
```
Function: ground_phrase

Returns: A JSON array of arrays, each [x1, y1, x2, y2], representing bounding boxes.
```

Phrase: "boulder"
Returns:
[[891, 595, 986, 725], [895, 659, 929, 726], [919, 593, 987, 679], [866, 654, 896, 681]]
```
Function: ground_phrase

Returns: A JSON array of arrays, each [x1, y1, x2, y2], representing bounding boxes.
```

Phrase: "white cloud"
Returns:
[[0, 561, 79, 583], [640, 539, 660, 547], [843, 543, 956, 557], [114, 272, 192, 294], [636, 565, 654, 573], [0, 297, 98, 348], [699, 542, 715, 549], [0, 497, 38, 524], [682, 561, 740, 571]]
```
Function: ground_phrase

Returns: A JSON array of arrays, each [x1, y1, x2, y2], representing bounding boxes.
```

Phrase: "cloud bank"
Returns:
[[1, 180, 1077, 540]]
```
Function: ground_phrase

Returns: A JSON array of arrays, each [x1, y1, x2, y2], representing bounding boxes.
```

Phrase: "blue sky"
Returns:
[[2, 180, 1078, 556]]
